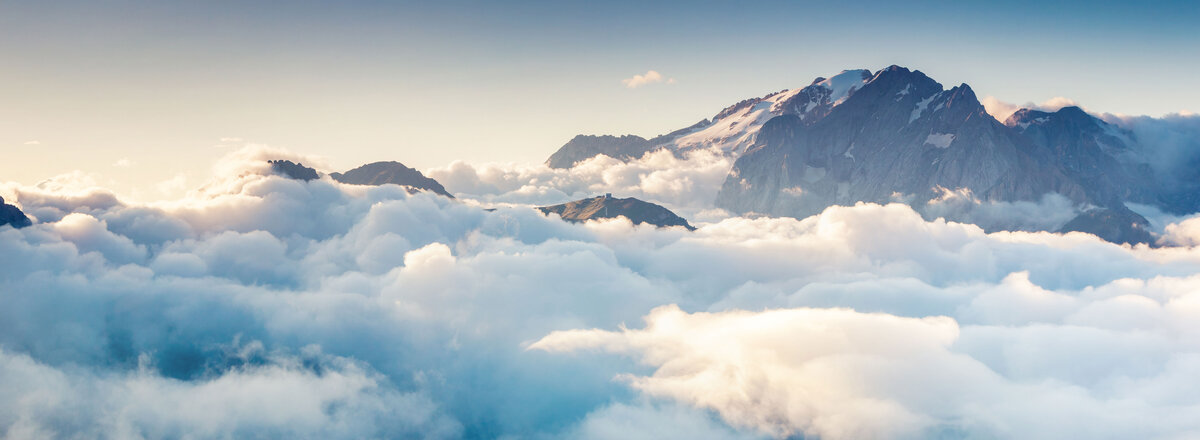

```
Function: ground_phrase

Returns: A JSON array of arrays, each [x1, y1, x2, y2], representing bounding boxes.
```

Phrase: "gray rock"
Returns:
[[1059, 206, 1154, 245], [538, 194, 695, 230]]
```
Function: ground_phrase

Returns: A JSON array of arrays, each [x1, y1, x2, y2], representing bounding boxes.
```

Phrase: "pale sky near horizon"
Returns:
[[2, 0, 1198, 200]]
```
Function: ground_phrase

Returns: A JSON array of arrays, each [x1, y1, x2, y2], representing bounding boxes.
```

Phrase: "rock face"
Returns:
[[0, 196, 32, 229], [545, 135, 658, 169], [538, 195, 695, 230], [268, 160, 319, 181], [703, 65, 1177, 244], [331, 161, 454, 198], [1005, 106, 1157, 207], [1059, 207, 1154, 245]]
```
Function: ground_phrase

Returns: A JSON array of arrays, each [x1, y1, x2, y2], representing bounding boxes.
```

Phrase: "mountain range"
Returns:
[[545, 65, 1194, 244]]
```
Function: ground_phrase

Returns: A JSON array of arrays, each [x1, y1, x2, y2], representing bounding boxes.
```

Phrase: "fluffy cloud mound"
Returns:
[[533, 297, 1200, 439], [5, 146, 1200, 438]]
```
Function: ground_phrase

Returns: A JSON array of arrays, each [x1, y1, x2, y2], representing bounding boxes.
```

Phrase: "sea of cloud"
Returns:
[[426, 148, 735, 223], [4, 145, 1200, 439]]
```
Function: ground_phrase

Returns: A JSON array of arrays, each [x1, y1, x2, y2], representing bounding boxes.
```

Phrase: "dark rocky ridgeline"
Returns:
[[544, 120, 711, 169], [537, 194, 695, 230], [545, 135, 660, 169], [330, 161, 453, 198], [268, 160, 319, 181], [0, 196, 32, 228]]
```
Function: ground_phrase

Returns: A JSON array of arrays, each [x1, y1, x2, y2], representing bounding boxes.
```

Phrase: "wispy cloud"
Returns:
[[622, 70, 675, 88], [113, 158, 134, 168], [23, 140, 40, 145]]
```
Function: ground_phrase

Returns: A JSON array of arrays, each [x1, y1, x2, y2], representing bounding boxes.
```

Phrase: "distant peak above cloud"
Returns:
[[981, 95, 1083, 122], [622, 70, 675, 88]]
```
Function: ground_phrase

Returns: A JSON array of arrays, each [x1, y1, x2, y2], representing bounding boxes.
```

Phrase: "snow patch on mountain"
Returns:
[[910, 93, 940, 123], [924, 133, 955, 149]]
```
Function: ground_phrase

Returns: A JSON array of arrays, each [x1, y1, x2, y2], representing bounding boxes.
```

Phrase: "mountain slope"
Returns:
[[1005, 106, 1156, 207], [331, 161, 454, 198], [538, 195, 695, 230]]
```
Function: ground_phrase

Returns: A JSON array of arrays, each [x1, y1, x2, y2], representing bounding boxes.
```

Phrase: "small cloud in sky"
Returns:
[[113, 158, 134, 168], [215, 137, 247, 149], [982, 96, 1083, 122], [24, 140, 40, 145], [622, 70, 675, 88]]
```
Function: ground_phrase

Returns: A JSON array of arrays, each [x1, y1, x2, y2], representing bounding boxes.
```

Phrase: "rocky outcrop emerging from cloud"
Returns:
[[544, 65, 1198, 245], [538, 195, 695, 230], [0, 196, 31, 228], [267, 159, 320, 181], [331, 161, 454, 198]]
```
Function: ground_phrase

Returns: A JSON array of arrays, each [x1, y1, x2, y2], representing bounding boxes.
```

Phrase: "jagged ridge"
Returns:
[[538, 195, 695, 230]]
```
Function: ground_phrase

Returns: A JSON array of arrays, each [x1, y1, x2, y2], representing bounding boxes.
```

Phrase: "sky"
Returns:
[[2, 0, 1199, 200]]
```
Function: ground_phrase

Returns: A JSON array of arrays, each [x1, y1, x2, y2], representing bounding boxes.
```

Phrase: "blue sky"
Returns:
[[2, 0, 1198, 198]]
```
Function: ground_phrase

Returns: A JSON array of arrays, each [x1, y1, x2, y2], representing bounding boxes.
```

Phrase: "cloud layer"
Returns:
[[4, 146, 1200, 438]]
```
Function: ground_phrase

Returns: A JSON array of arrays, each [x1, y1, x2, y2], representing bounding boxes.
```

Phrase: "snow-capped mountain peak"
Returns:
[[813, 69, 873, 106]]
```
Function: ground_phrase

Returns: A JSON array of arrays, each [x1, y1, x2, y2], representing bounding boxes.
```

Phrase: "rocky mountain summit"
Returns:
[[0, 196, 32, 229], [538, 194, 695, 230]]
